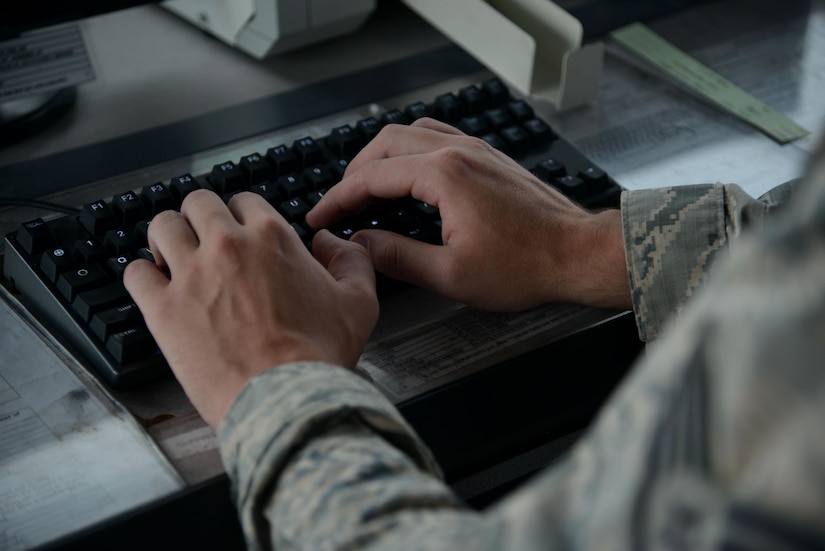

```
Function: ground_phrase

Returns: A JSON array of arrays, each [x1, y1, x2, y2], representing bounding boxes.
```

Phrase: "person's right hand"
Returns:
[[307, 118, 631, 312]]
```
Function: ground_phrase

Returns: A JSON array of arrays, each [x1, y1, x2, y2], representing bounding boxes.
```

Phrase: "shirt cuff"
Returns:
[[621, 185, 728, 341]]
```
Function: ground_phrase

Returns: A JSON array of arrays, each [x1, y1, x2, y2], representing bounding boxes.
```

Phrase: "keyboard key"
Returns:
[[73, 281, 131, 323], [240, 152, 274, 185], [458, 85, 489, 113], [499, 125, 532, 157], [169, 173, 201, 202], [326, 125, 363, 157], [555, 175, 588, 202], [141, 182, 176, 215], [16, 218, 54, 255], [210, 161, 246, 195], [279, 197, 310, 222], [533, 158, 567, 181], [73, 238, 107, 265], [292, 137, 324, 167], [457, 115, 491, 137], [250, 182, 281, 205], [91, 302, 143, 342], [303, 166, 334, 190], [404, 102, 432, 121], [276, 174, 305, 199], [106, 254, 133, 280], [266, 144, 300, 177], [103, 228, 137, 256], [79, 201, 117, 236], [523, 118, 555, 144], [482, 78, 510, 105], [484, 107, 515, 130], [40, 247, 74, 282], [356, 117, 381, 141], [106, 326, 157, 364], [507, 100, 534, 122], [112, 191, 148, 228], [434, 93, 466, 123], [578, 166, 610, 193], [480, 132, 508, 153], [381, 109, 409, 126], [57, 264, 107, 302]]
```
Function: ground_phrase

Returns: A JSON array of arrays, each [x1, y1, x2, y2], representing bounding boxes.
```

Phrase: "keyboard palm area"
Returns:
[[3, 77, 622, 390]]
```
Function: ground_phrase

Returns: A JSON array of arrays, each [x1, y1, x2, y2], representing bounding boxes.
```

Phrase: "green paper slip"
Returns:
[[610, 22, 809, 144]]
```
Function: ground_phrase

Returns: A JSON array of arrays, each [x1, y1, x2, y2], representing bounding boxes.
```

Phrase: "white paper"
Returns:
[[0, 294, 183, 551]]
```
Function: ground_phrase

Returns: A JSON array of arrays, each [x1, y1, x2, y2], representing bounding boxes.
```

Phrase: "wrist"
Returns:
[[558, 208, 631, 310]]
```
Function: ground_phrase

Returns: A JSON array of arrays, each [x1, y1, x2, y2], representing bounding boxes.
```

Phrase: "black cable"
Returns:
[[0, 197, 80, 215]]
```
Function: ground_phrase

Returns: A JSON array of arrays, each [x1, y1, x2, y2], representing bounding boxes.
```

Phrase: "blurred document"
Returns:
[[0, 294, 182, 551]]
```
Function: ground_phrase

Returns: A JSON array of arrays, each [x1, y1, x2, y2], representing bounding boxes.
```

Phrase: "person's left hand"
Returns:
[[124, 190, 379, 427]]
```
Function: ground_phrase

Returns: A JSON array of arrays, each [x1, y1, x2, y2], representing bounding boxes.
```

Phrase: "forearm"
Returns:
[[621, 181, 797, 341], [218, 363, 478, 550]]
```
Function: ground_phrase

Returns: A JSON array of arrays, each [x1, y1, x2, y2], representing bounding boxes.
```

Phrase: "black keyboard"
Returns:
[[3, 78, 622, 390]]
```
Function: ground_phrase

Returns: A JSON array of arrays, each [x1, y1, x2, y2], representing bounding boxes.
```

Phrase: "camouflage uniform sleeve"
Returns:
[[217, 363, 488, 550], [621, 181, 797, 341]]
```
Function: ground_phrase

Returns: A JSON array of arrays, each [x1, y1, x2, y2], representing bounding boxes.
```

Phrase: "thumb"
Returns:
[[350, 229, 443, 289], [312, 230, 376, 292]]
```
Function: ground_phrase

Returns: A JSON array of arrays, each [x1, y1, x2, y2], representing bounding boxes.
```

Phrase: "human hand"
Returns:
[[307, 118, 630, 312], [124, 190, 379, 427]]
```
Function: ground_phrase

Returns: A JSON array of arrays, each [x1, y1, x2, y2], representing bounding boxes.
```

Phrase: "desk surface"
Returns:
[[1, 0, 824, 549]]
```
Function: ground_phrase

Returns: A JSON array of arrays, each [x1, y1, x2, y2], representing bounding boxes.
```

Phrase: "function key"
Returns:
[[356, 117, 381, 142], [381, 110, 410, 126], [482, 78, 511, 106], [292, 137, 324, 168], [433, 93, 466, 124], [240, 152, 274, 185], [266, 144, 299, 177], [79, 201, 117, 236], [458, 85, 489, 114], [210, 161, 246, 195], [112, 190, 148, 228], [169, 173, 201, 203], [404, 102, 432, 121], [326, 125, 363, 158], [16, 218, 54, 255], [141, 182, 176, 216]]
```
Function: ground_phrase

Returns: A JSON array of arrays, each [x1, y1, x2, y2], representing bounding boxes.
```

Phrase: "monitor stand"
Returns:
[[0, 87, 76, 147]]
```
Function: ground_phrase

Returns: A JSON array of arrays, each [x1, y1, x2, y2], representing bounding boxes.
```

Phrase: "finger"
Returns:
[[146, 210, 198, 273], [349, 228, 448, 293], [226, 191, 287, 228], [312, 230, 376, 293], [307, 153, 438, 228], [345, 121, 469, 176], [410, 117, 465, 135], [179, 189, 238, 240], [123, 258, 171, 319]]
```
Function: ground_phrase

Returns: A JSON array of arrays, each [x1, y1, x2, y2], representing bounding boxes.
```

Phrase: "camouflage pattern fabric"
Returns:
[[218, 144, 825, 550]]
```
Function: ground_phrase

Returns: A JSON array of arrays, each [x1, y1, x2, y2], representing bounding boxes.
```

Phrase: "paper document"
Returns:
[[0, 293, 183, 551], [610, 22, 809, 144]]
